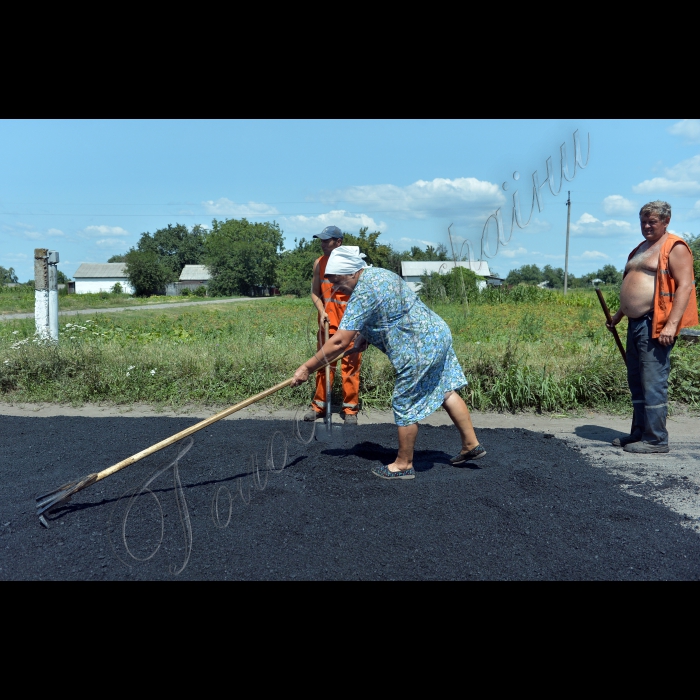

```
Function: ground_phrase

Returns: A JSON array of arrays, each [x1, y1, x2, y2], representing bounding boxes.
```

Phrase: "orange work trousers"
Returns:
[[312, 333, 362, 415]]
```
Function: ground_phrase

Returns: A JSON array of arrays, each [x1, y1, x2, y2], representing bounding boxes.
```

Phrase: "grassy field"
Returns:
[[0, 286, 244, 315], [1, 294, 698, 413]]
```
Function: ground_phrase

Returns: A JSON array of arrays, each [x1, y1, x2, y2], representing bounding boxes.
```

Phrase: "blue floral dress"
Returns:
[[338, 267, 467, 426]]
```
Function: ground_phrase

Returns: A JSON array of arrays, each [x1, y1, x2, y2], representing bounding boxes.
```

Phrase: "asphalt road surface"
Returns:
[[1, 412, 699, 580]]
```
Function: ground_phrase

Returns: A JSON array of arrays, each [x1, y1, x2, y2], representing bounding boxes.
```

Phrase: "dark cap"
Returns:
[[313, 225, 344, 240]]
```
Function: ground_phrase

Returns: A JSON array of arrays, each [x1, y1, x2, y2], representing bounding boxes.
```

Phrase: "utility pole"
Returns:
[[34, 248, 50, 339], [34, 248, 59, 342], [564, 191, 571, 295], [48, 250, 59, 342]]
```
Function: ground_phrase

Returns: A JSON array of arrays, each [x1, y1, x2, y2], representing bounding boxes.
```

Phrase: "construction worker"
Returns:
[[304, 226, 363, 425]]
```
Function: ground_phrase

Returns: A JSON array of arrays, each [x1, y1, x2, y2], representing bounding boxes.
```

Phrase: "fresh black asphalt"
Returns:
[[1, 416, 699, 580]]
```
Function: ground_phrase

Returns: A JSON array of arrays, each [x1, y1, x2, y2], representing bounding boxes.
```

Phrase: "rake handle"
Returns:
[[596, 288, 627, 366], [95, 347, 360, 483]]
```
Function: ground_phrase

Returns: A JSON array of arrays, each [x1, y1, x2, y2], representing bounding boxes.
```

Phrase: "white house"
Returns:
[[400, 260, 492, 292], [179, 265, 211, 291], [73, 263, 134, 294]]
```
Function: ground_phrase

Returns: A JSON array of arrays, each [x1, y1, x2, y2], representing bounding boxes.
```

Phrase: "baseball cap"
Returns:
[[313, 225, 344, 240]]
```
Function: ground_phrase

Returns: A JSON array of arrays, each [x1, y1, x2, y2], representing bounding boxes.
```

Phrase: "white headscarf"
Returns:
[[325, 246, 369, 275]]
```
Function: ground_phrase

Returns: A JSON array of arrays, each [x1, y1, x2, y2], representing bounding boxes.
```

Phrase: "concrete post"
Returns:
[[34, 248, 50, 340], [48, 250, 59, 342]]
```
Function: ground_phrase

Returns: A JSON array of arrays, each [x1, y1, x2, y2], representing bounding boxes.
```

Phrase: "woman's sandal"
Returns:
[[371, 464, 415, 480], [449, 444, 487, 465]]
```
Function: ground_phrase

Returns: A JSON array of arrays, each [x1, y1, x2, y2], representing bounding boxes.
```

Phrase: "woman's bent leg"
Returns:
[[388, 424, 419, 472], [442, 391, 479, 451]]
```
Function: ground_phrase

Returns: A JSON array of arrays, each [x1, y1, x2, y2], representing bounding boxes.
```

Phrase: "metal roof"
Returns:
[[73, 263, 128, 278], [401, 260, 491, 277], [179, 265, 211, 281]]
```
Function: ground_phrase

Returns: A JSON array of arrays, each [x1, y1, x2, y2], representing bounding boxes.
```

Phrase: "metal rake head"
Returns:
[[35, 473, 99, 522]]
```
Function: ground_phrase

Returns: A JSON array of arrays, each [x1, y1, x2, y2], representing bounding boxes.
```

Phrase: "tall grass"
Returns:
[[1, 298, 698, 412]]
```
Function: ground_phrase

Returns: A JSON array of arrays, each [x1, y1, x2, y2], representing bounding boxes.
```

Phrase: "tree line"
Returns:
[[504, 263, 623, 288], [107, 219, 453, 297]]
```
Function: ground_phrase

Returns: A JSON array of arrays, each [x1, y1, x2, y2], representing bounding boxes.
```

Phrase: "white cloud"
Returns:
[[399, 237, 443, 248], [323, 177, 505, 221], [570, 213, 634, 238], [95, 238, 128, 249], [2, 253, 28, 261], [632, 177, 700, 196], [47, 228, 65, 237], [202, 198, 279, 217], [500, 246, 527, 259], [580, 250, 609, 260], [633, 155, 700, 195], [83, 225, 130, 237], [668, 119, 700, 144], [603, 195, 635, 216], [283, 210, 385, 235]]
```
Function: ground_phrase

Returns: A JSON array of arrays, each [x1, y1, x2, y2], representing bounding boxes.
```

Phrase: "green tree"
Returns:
[[136, 223, 207, 277], [107, 254, 127, 263], [505, 264, 543, 286], [342, 227, 400, 272], [419, 267, 481, 304], [124, 249, 174, 296], [276, 237, 323, 296], [399, 243, 449, 262], [595, 264, 623, 285], [205, 218, 284, 296], [56, 270, 71, 284], [0, 266, 19, 284], [683, 233, 700, 284], [542, 265, 565, 288]]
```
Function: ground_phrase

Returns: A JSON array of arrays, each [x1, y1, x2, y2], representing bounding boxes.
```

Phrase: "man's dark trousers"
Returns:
[[626, 314, 674, 446]]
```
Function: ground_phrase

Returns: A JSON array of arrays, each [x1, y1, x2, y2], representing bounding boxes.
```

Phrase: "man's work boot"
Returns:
[[623, 441, 670, 454], [612, 431, 643, 447], [303, 409, 322, 422], [343, 413, 358, 426]]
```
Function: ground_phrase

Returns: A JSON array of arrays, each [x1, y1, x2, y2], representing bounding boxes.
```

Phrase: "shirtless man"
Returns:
[[606, 200, 698, 453]]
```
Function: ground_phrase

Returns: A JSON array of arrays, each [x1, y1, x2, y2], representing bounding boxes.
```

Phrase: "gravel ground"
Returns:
[[1, 413, 699, 580]]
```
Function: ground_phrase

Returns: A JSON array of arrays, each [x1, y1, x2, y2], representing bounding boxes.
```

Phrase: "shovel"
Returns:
[[596, 288, 627, 366], [316, 319, 342, 443]]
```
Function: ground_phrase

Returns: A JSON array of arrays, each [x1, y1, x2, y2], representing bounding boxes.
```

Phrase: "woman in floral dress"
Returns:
[[291, 246, 486, 480]]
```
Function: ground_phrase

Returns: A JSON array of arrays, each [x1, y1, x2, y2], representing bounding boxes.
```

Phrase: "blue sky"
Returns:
[[2, 119, 699, 282]]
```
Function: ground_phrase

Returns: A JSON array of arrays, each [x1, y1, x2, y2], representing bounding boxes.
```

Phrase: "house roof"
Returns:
[[73, 263, 128, 278], [179, 265, 211, 281], [401, 260, 491, 277]]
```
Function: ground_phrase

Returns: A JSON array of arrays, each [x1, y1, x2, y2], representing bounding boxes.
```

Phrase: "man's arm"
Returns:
[[659, 242, 695, 346], [311, 259, 329, 325]]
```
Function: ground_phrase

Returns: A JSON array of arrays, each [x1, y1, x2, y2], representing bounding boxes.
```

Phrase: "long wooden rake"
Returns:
[[36, 348, 358, 526]]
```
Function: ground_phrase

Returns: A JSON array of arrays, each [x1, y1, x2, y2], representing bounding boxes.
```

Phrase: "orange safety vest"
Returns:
[[625, 234, 698, 338], [316, 255, 351, 333]]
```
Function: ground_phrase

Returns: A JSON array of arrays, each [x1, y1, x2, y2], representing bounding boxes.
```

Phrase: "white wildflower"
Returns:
[[12, 331, 19, 335], [70, 336, 76, 340], [3, 360, 8, 364], [126, 372, 130, 377], [127, 365, 135, 371], [150, 369, 156, 375], [65, 323, 73, 328]]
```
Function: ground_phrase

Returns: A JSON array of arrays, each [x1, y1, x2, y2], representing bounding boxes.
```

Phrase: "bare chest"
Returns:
[[625, 243, 661, 274]]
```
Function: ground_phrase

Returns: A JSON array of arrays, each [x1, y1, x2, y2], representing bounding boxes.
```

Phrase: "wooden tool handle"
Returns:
[[596, 288, 627, 366], [95, 377, 295, 482], [94, 345, 360, 484]]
